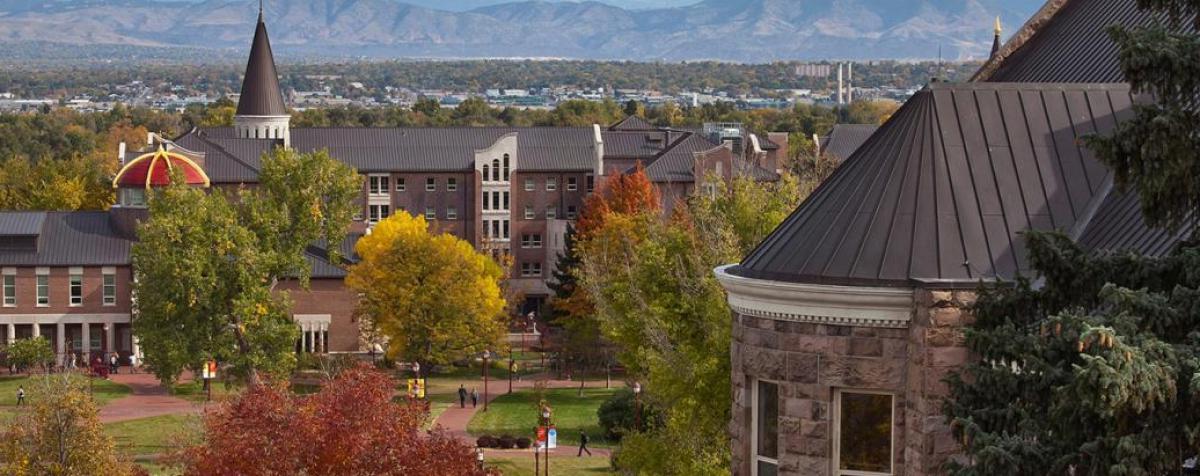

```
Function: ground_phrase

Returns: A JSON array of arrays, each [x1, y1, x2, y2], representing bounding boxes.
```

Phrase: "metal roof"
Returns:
[[822, 124, 879, 162], [983, 0, 1181, 83], [0, 212, 130, 266], [602, 131, 668, 158], [0, 212, 46, 237], [643, 133, 718, 182], [1076, 188, 1192, 257], [609, 116, 655, 131], [731, 82, 1136, 288], [235, 14, 287, 117]]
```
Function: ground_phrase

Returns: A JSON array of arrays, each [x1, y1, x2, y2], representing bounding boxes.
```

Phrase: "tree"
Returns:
[[946, 3, 1200, 474], [0, 374, 142, 476], [133, 148, 360, 385], [345, 213, 506, 370], [843, 99, 900, 125], [575, 163, 659, 239], [4, 337, 54, 373], [172, 364, 491, 475]]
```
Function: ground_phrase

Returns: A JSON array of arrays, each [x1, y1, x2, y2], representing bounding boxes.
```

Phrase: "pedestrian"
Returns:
[[471, 388, 478, 408], [129, 353, 139, 374], [458, 384, 467, 408], [578, 431, 591, 457], [110, 353, 119, 374], [16, 386, 25, 406]]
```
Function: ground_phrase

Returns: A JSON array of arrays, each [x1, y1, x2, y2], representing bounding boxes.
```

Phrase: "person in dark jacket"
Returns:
[[458, 384, 468, 408], [578, 431, 592, 456]]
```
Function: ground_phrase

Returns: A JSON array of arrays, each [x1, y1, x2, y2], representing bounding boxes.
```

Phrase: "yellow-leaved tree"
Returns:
[[347, 213, 507, 372]]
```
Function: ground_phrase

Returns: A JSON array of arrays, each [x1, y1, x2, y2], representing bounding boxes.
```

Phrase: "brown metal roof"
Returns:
[[731, 82, 1137, 288], [0, 212, 130, 266], [609, 116, 655, 131], [236, 14, 287, 117], [602, 131, 667, 159], [822, 124, 879, 162]]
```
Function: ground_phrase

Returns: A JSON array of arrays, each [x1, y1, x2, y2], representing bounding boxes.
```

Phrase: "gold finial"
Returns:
[[994, 16, 1002, 35]]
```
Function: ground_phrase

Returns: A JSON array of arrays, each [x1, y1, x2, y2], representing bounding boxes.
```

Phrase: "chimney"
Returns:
[[847, 62, 853, 103], [117, 142, 127, 167], [837, 63, 844, 105], [592, 124, 605, 176], [812, 133, 821, 158]]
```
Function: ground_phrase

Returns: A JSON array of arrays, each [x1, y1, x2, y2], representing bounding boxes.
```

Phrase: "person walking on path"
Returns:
[[128, 353, 139, 374], [16, 386, 25, 406], [471, 388, 478, 408], [578, 431, 591, 457], [457, 385, 467, 408], [110, 353, 119, 374]]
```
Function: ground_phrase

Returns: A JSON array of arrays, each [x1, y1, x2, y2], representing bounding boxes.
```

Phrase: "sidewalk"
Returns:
[[99, 370, 201, 423]]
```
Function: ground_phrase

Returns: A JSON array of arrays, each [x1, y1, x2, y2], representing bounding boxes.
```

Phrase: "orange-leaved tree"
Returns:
[[174, 364, 493, 476], [574, 162, 660, 239]]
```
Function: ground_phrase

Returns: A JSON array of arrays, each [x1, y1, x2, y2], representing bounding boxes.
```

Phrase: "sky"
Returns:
[[157, 0, 701, 10]]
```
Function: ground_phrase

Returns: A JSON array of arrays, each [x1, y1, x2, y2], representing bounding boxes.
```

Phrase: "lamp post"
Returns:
[[482, 350, 491, 412], [541, 406, 552, 476], [633, 382, 642, 432], [508, 347, 514, 395]]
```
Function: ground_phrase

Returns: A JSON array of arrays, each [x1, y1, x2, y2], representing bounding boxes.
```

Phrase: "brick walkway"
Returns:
[[99, 369, 202, 423], [433, 374, 614, 457]]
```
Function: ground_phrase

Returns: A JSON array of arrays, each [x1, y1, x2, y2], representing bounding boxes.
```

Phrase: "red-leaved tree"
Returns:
[[174, 364, 494, 476], [575, 162, 660, 239]]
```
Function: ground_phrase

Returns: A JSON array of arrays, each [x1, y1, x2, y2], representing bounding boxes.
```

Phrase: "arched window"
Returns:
[[503, 154, 511, 181], [482, 165, 490, 182], [492, 159, 501, 182]]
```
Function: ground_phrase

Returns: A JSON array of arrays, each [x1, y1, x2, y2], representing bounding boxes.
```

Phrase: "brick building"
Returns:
[[716, 0, 1195, 475], [1, 7, 783, 361]]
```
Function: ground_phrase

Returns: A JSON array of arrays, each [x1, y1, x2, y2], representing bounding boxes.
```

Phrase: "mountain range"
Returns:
[[0, 0, 1046, 62]]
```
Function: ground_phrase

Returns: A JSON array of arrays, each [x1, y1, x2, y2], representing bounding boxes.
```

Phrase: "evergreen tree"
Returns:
[[948, 2, 1200, 474]]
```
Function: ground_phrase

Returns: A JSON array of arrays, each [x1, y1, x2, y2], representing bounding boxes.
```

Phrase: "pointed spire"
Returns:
[[236, 2, 287, 117], [259, 0, 264, 22], [990, 16, 1003, 58]]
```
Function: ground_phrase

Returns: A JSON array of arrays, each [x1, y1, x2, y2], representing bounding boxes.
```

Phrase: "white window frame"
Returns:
[[426, 177, 436, 192], [396, 178, 406, 192], [567, 206, 578, 220], [69, 270, 83, 307], [447, 207, 458, 220], [368, 204, 390, 224], [524, 179, 535, 192], [425, 207, 437, 220], [35, 268, 49, 307], [751, 378, 779, 476], [447, 177, 458, 192], [524, 205, 535, 220], [546, 177, 557, 191], [832, 389, 895, 476], [102, 268, 116, 306], [567, 177, 578, 191], [546, 207, 557, 220], [2, 268, 15, 307], [368, 174, 390, 196], [586, 174, 595, 192]]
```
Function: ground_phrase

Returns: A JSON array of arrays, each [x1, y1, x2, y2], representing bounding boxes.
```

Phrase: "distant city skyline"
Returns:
[[157, 0, 703, 11]]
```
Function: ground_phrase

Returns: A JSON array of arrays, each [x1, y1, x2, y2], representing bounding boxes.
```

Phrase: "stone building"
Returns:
[[716, 0, 1195, 474]]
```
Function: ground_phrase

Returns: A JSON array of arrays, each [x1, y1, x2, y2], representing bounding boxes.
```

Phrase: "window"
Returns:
[[447, 178, 458, 191], [36, 275, 49, 307], [502, 154, 511, 181], [546, 178, 557, 191], [567, 177, 578, 191], [491, 220, 500, 239], [521, 234, 543, 248], [396, 178, 406, 192], [483, 220, 491, 238], [426, 177, 436, 192], [834, 390, 894, 476], [524, 206, 535, 220], [492, 192, 502, 211], [502, 220, 510, 240], [102, 272, 116, 306], [368, 204, 390, 224], [524, 179, 535, 192], [567, 206, 578, 220], [586, 174, 595, 192], [492, 159, 501, 182], [425, 207, 437, 220], [69, 273, 82, 306], [546, 207, 557, 220], [2, 274, 14, 307], [752, 380, 779, 476], [483, 192, 491, 211], [368, 175, 390, 196], [120, 188, 146, 207], [521, 262, 543, 277], [502, 192, 510, 211], [446, 207, 458, 220], [483, 165, 491, 182]]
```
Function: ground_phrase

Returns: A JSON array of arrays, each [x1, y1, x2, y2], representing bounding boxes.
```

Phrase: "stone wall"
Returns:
[[729, 289, 974, 476]]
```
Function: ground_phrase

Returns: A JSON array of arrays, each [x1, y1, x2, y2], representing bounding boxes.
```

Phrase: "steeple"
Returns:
[[234, 1, 290, 146], [991, 16, 1003, 58]]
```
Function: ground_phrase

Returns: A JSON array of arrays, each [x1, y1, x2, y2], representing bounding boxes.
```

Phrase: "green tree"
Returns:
[[345, 213, 506, 371], [132, 148, 359, 385], [4, 337, 54, 373]]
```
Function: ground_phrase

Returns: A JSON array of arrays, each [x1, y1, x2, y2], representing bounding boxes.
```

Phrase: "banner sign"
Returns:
[[406, 379, 426, 399], [547, 426, 558, 449], [202, 361, 217, 380]]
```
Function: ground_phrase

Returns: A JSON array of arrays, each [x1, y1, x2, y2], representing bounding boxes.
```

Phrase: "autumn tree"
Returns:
[[0, 374, 142, 476], [346, 213, 506, 372], [843, 99, 901, 125], [574, 163, 659, 239], [133, 148, 360, 385], [173, 364, 491, 476], [3, 337, 55, 373]]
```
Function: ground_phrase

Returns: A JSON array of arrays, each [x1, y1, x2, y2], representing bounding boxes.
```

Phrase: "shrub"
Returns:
[[515, 437, 532, 449], [597, 388, 662, 441], [475, 435, 498, 448], [498, 435, 516, 449]]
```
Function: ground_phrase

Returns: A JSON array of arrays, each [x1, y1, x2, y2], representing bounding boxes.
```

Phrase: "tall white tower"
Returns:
[[234, 3, 290, 147]]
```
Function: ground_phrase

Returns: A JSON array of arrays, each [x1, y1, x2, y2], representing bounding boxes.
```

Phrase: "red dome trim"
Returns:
[[112, 147, 211, 189]]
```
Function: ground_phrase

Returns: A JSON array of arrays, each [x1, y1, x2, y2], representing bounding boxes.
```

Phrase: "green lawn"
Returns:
[[467, 387, 618, 448], [105, 414, 200, 456], [485, 453, 613, 476], [0, 374, 131, 407]]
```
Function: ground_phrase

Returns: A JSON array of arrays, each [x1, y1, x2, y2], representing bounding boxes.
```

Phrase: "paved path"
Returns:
[[99, 370, 202, 423], [432, 374, 614, 457]]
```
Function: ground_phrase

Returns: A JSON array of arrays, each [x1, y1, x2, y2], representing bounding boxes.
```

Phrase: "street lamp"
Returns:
[[633, 382, 642, 432], [482, 350, 492, 412], [541, 406, 552, 476], [508, 346, 515, 395]]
